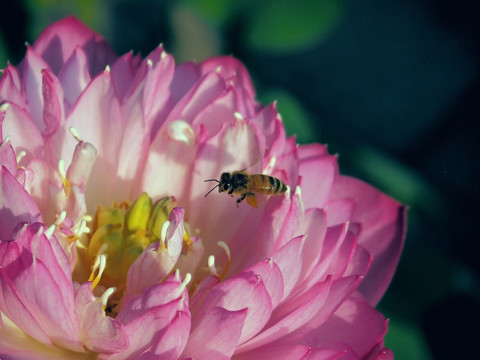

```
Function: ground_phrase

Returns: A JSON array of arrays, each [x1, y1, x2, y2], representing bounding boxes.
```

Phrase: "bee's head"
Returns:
[[219, 172, 232, 192]]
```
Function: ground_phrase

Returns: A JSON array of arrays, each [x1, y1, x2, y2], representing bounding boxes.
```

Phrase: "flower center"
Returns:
[[82, 193, 189, 315]]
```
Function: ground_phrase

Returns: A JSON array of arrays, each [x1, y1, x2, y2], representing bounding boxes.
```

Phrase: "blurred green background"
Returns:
[[1, 0, 479, 359]]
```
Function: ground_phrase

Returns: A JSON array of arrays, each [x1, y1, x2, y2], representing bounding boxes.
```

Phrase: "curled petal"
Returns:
[[74, 283, 127, 353]]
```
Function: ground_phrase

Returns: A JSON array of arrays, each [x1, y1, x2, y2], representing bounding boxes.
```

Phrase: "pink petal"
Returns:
[[198, 56, 257, 117], [0, 102, 44, 162], [32, 16, 117, 76], [110, 51, 141, 101], [110, 276, 190, 360], [0, 64, 25, 108], [234, 343, 320, 360], [253, 103, 286, 160], [245, 258, 284, 308], [40, 69, 64, 136], [238, 278, 332, 353], [296, 208, 327, 284], [22, 46, 52, 134], [143, 49, 175, 131], [271, 235, 305, 301], [182, 306, 247, 360], [74, 283, 127, 353], [0, 239, 83, 351], [58, 47, 91, 107], [306, 297, 389, 358], [331, 176, 407, 305], [0, 139, 17, 176], [298, 145, 339, 209], [0, 166, 41, 239], [191, 271, 272, 344]]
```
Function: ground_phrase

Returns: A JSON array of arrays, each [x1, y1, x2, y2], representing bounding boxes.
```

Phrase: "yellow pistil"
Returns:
[[84, 193, 191, 316]]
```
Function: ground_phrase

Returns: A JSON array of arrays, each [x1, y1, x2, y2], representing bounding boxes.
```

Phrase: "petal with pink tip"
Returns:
[[0, 167, 41, 239], [32, 16, 117, 76], [331, 176, 407, 305], [74, 283, 127, 353], [182, 306, 247, 360]]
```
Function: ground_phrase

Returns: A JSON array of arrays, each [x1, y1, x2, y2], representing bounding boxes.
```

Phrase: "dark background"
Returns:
[[1, 1, 479, 358]]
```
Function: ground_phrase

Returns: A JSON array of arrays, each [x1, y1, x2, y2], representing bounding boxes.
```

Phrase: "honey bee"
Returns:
[[204, 171, 287, 208]]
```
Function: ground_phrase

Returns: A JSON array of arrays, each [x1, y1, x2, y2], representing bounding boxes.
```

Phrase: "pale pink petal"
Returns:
[[0, 167, 41, 239]]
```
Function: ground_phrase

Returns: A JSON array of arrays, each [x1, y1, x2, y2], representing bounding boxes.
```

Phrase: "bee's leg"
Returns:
[[236, 194, 247, 207], [228, 188, 235, 196], [245, 193, 258, 208]]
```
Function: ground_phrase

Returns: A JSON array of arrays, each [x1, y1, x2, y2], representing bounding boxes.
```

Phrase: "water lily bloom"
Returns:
[[0, 16, 406, 360]]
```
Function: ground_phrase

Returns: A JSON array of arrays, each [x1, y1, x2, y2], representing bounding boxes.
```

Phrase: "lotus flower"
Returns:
[[0, 17, 406, 360]]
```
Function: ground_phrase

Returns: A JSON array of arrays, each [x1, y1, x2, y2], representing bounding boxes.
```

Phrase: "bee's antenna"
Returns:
[[204, 184, 219, 197], [204, 178, 220, 197]]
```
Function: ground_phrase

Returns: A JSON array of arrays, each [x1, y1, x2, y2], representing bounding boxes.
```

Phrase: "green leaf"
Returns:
[[245, 0, 347, 52]]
